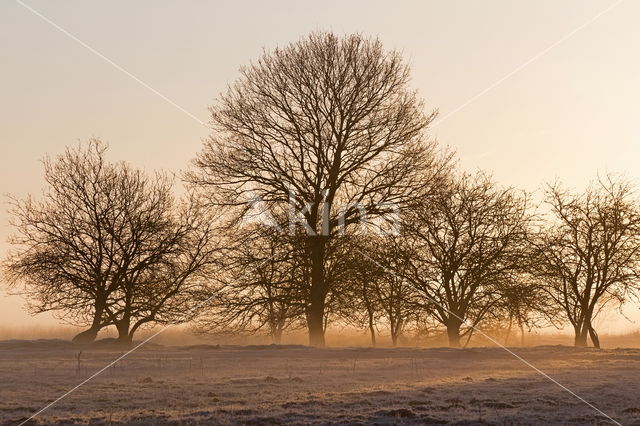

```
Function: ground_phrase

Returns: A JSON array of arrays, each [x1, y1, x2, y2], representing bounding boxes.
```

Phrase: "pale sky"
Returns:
[[1, 0, 639, 332]]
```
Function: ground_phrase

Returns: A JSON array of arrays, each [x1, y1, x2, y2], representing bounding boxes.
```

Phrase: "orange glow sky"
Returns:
[[1, 0, 639, 333]]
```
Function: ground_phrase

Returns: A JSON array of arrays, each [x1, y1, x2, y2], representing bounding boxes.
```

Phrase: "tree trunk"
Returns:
[[72, 299, 105, 344], [574, 334, 588, 347], [308, 295, 325, 346], [115, 317, 132, 346], [368, 313, 376, 347], [519, 321, 525, 346], [307, 236, 327, 347], [574, 323, 589, 347], [391, 318, 403, 347], [71, 324, 101, 344], [588, 323, 600, 349], [446, 318, 462, 348]]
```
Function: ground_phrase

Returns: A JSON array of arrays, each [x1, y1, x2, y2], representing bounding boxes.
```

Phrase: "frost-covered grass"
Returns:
[[1, 340, 639, 424]]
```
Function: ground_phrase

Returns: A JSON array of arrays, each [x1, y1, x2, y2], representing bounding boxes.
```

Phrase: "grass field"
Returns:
[[1, 340, 639, 425]]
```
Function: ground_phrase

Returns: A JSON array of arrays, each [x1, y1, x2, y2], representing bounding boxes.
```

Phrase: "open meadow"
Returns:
[[1, 340, 639, 425]]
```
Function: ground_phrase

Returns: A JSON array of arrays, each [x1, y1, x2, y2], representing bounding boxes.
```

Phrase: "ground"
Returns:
[[1, 340, 639, 425]]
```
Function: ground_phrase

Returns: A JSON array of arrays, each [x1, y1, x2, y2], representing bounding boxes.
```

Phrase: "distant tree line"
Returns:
[[4, 32, 640, 348]]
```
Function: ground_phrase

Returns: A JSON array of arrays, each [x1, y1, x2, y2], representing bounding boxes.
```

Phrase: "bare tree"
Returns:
[[533, 176, 640, 348], [4, 140, 219, 345], [100, 195, 221, 345], [349, 237, 417, 346], [5, 141, 131, 342], [500, 276, 556, 346], [386, 172, 532, 347], [187, 31, 449, 346], [341, 261, 381, 346], [194, 225, 307, 343]]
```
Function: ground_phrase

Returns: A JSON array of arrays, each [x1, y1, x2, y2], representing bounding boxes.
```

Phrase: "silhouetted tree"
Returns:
[[4, 141, 132, 342], [194, 225, 307, 343], [349, 237, 417, 346], [533, 177, 640, 348], [384, 172, 532, 347], [341, 256, 381, 346], [100, 194, 220, 345], [4, 141, 219, 345], [500, 275, 557, 346], [187, 31, 449, 346]]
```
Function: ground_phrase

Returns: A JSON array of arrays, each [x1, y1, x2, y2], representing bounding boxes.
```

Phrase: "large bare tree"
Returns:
[[187, 31, 449, 346], [533, 177, 640, 348], [4, 141, 219, 345]]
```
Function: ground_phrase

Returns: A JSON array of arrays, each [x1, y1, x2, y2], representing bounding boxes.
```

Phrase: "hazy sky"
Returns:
[[1, 0, 639, 332]]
